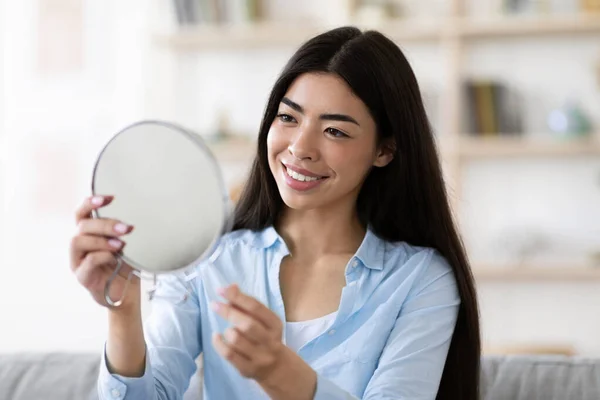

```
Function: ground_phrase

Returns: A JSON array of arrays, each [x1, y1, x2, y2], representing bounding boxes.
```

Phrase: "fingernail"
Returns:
[[108, 239, 122, 249], [91, 196, 103, 205], [217, 287, 226, 296], [211, 301, 221, 312], [114, 223, 128, 234]]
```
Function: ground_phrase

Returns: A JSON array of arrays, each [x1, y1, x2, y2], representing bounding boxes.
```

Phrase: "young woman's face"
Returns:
[[267, 72, 393, 212]]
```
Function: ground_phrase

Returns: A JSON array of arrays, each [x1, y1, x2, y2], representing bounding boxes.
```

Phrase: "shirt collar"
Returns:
[[252, 226, 282, 249], [252, 225, 385, 271], [353, 226, 385, 270]]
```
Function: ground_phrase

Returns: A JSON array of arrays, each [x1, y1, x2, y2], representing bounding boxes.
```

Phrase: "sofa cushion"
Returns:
[[0, 352, 203, 400], [482, 355, 600, 400], [0, 353, 99, 400]]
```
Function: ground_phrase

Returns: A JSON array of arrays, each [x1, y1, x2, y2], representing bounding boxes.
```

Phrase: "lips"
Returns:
[[280, 162, 329, 191]]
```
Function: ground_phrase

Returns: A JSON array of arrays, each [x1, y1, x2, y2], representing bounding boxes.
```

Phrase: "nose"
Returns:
[[287, 128, 319, 161]]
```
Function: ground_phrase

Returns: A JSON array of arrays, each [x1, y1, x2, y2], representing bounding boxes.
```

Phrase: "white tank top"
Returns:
[[285, 311, 338, 353]]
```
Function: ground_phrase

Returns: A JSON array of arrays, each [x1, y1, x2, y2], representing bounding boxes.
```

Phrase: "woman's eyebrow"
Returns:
[[280, 97, 361, 126], [320, 113, 360, 126]]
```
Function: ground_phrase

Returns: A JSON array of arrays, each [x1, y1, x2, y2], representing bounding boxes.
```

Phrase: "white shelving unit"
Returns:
[[458, 135, 600, 158], [148, 0, 600, 281], [474, 265, 600, 281]]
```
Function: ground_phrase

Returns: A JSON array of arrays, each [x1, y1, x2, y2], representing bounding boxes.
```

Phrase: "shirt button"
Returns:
[[111, 389, 121, 398], [352, 260, 358, 268], [328, 329, 336, 335]]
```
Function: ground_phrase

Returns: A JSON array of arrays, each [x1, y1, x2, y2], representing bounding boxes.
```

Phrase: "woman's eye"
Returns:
[[325, 127, 348, 138], [276, 113, 296, 123]]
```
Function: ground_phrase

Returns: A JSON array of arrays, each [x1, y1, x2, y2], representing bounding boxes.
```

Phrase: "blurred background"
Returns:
[[1, 0, 599, 359]]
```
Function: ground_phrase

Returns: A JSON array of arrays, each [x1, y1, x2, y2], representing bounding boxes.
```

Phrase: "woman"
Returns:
[[70, 26, 480, 399]]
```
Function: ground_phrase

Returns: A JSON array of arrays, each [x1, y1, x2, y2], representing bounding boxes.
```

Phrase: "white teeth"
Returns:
[[286, 167, 320, 182]]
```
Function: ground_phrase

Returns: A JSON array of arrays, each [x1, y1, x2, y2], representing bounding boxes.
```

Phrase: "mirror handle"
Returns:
[[104, 258, 136, 307]]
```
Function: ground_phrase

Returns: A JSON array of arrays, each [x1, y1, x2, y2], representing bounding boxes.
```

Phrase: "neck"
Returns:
[[276, 203, 366, 263]]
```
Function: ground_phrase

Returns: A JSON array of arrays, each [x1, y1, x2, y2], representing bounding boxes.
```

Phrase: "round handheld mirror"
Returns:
[[91, 120, 232, 307]]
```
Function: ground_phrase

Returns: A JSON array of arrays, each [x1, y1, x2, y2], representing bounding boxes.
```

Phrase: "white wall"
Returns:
[[0, 0, 150, 352], [1, 0, 600, 356]]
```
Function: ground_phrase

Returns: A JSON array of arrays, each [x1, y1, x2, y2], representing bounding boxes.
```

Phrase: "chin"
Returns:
[[278, 186, 321, 211], [281, 197, 320, 211]]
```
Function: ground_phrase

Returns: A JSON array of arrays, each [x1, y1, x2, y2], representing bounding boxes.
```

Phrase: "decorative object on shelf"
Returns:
[[591, 250, 600, 267], [227, 0, 261, 24], [502, 0, 542, 15], [547, 99, 593, 139], [354, 0, 395, 25], [213, 108, 232, 142], [171, 0, 202, 25], [502, 0, 581, 15], [495, 226, 551, 266]]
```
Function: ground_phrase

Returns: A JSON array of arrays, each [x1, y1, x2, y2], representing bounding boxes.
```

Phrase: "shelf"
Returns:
[[459, 13, 600, 38], [457, 135, 600, 158], [154, 20, 443, 50], [154, 14, 600, 50], [483, 343, 577, 356], [154, 22, 326, 50], [474, 266, 600, 281], [363, 19, 443, 42]]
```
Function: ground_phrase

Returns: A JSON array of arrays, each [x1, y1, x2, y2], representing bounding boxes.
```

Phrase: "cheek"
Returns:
[[267, 126, 286, 156], [266, 126, 287, 174], [329, 145, 375, 179]]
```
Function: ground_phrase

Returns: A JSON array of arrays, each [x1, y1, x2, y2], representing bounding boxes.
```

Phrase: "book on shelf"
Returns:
[[463, 80, 523, 137], [171, 0, 261, 26]]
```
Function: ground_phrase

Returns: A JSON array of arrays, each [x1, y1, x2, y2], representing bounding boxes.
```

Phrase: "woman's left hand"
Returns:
[[211, 284, 317, 400]]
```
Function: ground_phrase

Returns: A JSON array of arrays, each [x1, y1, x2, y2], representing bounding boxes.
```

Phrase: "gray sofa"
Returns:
[[1, 353, 599, 399]]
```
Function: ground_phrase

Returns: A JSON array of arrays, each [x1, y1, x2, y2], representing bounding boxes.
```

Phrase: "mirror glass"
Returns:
[[91, 120, 230, 275]]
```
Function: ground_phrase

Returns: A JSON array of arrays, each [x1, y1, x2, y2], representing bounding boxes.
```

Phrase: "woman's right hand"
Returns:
[[70, 195, 138, 310]]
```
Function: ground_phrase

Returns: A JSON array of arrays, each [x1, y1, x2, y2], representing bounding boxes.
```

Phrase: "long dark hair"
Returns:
[[233, 26, 480, 400]]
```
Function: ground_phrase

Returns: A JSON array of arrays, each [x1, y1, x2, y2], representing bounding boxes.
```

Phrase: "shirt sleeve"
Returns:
[[313, 250, 460, 400], [97, 273, 203, 400]]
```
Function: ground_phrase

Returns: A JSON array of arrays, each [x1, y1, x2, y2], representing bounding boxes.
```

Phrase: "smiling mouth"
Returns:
[[282, 163, 327, 182]]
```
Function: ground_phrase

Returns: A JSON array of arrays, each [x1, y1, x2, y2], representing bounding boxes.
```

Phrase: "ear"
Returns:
[[373, 139, 395, 168]]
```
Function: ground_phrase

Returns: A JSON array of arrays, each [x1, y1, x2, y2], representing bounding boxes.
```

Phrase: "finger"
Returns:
[[77, 218, 134, 238], [75, 195, 114, 224], [222, 327, 257, 360], [211, 301, 269, 344], [212, 333, 254, 378], [76, 251, 135, 290], [219, 284, 282, 331], [74, 251, 118, 290], [70, 235, 125, 270]]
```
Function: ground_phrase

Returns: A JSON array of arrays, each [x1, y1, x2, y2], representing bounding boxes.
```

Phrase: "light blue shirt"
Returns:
[[98, 226, 460, 399]]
